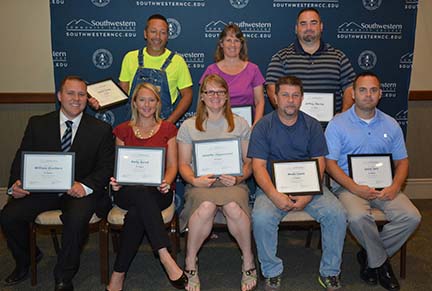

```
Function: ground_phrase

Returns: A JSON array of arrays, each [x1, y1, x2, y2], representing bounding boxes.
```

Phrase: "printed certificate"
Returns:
[[348, 154, 394, 190], [272, 159, 322, 196], [87, 78, 128, 108], [21, 152, 75, 192], [193, 138, 242, 177], [300, 92, 335, 122], [115, 146, 165, 186], [232, 105, 253, 127]]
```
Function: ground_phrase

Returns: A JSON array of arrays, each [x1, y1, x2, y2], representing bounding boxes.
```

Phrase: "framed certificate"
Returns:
[[192, 138, 242, 177], [232, 105, 253, 127], [87, 78, 128, 108], [300, 92, 335, 122], [348, 154, 394, 190], [115, 146, 165, 186], [272, 159, 322, 196], [21, 152, 75, 192]]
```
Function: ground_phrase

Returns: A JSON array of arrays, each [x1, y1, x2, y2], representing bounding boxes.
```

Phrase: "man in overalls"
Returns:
[[89, 14, 193, 126]]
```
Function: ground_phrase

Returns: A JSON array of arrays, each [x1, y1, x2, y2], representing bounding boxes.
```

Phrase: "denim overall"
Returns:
[[129, 48, 177, 120]]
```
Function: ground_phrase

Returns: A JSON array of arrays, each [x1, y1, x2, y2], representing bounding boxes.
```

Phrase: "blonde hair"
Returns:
[[195, 74, 234, 132], [129, 82, 162, 126]]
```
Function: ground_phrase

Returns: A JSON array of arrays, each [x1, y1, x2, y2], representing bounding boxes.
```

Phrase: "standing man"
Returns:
[[249, 76, 347, 291], [89, 14, 193, 125], [325, 71, 421, 291], [1, 76, 114, 291], [266, 8, 356, 113]]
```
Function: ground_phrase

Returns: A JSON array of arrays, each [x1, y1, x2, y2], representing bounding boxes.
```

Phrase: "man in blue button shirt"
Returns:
[[325, 71, 421, 291]]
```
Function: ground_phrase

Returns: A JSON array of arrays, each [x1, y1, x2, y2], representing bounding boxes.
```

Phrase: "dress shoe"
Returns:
[[3, 250, 43, 286], [357, 249, 377, 285], [55, 281, 74, 291], [169, 271, 188, 289], [377, 260, 400, 290]]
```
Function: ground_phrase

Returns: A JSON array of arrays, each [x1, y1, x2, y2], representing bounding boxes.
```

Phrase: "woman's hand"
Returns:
[[219, 174, 238, 187], [158, 179, 171, 194], [193, 174, 217, 188], [110, 177, 122, 192]]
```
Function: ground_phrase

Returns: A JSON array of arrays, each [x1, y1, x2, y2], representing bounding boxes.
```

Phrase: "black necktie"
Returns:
[[61, 120, 73, 152]]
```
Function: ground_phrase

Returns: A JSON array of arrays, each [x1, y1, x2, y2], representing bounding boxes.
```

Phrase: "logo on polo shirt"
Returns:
[[178, 52, 205, 69], [272, 0, 339, 9], [95, 110, 115, 126], [399, 52, 413, 69], [337, 22, 402, 40], [204, 20, 271, 38], [358, 50, 377, 70], [91, 0, 110, 7], [133, 0, 205, 7], [230, 0, 249, 9], [65, 19, 137, 38], [52, 51, 68, 68], [405, 0, 418, 9], [92, 48, 113, 69], [381, 83, 397, 98], [362, 0, 382, 10], [167, 18, 181, 39]]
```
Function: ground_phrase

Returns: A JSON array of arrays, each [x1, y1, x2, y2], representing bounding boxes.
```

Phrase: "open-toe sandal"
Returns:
[[241, 267, 257, 291]]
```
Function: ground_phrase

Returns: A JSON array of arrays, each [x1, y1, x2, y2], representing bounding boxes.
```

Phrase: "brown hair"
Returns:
[[195, 74, 234, 132], [214, 24, 248, 62], [129, 82, 162, 126], [59, 75, 86, 92], [275, 76, 304, 95]]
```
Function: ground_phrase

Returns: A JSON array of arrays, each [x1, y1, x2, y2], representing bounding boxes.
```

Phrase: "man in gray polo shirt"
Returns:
[[266, 8, 356, 114]]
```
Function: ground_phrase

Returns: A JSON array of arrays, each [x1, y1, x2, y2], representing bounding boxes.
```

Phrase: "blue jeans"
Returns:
[[252, 186, 347, 278]]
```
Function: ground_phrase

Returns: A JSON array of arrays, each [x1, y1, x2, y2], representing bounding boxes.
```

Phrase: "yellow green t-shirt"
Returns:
[[119, 47, 193, 103]]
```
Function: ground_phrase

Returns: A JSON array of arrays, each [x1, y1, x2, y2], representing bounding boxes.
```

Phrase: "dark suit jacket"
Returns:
[[8, 111, 115, 215]]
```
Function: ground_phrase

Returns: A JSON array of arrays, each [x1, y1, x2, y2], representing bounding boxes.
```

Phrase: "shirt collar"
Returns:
[[348, 105, 383, 125], [59, 110, 83, 128], [294, 38, 326, 55]]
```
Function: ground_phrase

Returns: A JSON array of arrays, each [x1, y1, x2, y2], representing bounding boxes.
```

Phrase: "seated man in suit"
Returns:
[[0, 76, 114, 291], [325, 71, 421, 291]]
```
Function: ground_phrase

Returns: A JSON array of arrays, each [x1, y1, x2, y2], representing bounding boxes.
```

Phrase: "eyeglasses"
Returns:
[[203, 90, 227, 97]]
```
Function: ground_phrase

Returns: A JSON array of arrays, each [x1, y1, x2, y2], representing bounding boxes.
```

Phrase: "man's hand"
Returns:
[[376, 185, 399, 201], [110, 177, 122, 192], [271, 192, 295, 211], [10, 180, 30, 199], [67, 182, 86, 198], [352, 184, 380, 201], [289, 195, 313, 211], [87, 97, 100, 110]]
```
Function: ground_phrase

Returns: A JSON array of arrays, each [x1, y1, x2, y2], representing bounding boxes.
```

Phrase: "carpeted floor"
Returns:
[[0, 199, 431, 291]]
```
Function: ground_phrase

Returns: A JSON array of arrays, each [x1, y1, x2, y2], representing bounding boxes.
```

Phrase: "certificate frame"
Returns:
[[192, 138, 243, 178], [271, 159, 323, 196], [348, 154, 394, 190], [87, 78, 129, 109], [232, 105, 253, 127], [21, 151, 75, 192], [300, 92, 335, 123], [115, 146, 166, 186]]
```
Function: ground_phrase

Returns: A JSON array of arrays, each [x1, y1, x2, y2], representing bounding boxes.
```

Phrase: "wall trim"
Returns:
[[0, 90, 431, 104], [403, 178, 432, 199]]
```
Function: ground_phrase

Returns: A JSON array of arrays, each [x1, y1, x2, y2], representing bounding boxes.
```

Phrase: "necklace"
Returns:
[[133, 125, 155, 139]]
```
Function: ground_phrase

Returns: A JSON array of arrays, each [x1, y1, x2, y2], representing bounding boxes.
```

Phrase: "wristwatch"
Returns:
[[7, 186, 13, 195]]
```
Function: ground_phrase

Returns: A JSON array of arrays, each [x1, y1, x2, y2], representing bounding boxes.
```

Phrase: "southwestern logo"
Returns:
[[405, 0, 418, 9], [178, 52, 205, 69], [91, 0, 110, 7], [51, 0, 65, 4], [230, 0, 249, 9], [337, 22, 402, 40], [358, 50, 377, 70], [205, 20, 271, 38], [395, 109, 408, 127], [52, 51, 68, 68], [362, 0, 382, 10], [134, 0, 205, 7], [95, 110, 115, 126], [272, 0, 339, 9], [399, 52, 413, 69], [65, 19, 136, 38], [92, 49, 113, 69], [381, 82, 397, 98], [167, 18, 181, 39]]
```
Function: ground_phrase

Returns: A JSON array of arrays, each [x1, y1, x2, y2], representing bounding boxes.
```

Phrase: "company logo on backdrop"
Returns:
[[272, 0, 339, 9], [91, 0, 110, 7], [167, 18, 181, 39], [178, 52, 205, 69], [399, 52, 413, 69], [51, 0, 65, 4], [405, 0, 418, 9], [205, 20, 271, 38], [95, 110, 115, 126], [230, 0, 249, 9], [92, 49, 113, 69], [395, 109, 408, 127], [134, 0, 205, 7], [358, 50, 377, 70], [337, 22, 402, 40], [52, 51, 68, 68], [65, 19, 137, 38], [381, 82, 397, 98], [362, 0, 382, 10]]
